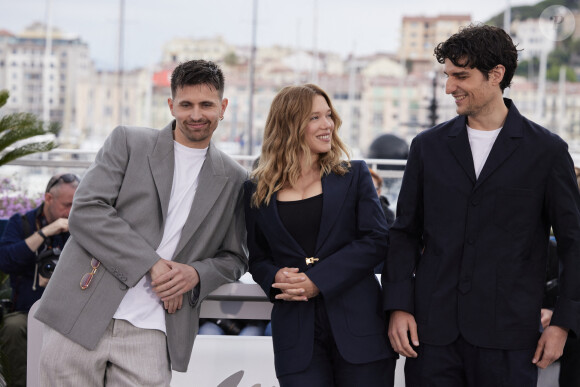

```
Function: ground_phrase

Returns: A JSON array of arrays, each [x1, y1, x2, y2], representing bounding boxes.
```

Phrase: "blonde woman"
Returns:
[[244, 84, 396, 386]]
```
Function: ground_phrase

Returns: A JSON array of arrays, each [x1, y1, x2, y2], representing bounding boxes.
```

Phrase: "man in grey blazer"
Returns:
[[35, 60, 248, 386]]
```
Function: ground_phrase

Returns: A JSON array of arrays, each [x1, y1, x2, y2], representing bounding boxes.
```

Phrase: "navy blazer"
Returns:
[[383, 99, 580, 351], [245, 160, 396, 377]]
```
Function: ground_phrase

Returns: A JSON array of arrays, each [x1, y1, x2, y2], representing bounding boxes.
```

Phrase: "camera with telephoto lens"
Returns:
[[36, 247, 61, 278]]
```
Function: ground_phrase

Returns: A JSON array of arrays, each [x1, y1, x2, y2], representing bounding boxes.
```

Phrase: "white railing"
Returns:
[[6, 150, 407, 174]]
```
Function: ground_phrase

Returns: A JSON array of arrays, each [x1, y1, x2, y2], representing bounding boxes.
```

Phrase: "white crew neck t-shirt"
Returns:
[[467, 125, 502, 179], [113, 141, 207, 333]]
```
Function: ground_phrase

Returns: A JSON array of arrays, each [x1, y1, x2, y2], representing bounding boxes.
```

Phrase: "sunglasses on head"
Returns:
[[45, 173, 80, 193]]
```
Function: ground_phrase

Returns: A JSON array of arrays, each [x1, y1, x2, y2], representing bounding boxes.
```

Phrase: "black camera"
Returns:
[[215, 319, 242, 335], [36, 247, 61, 278]]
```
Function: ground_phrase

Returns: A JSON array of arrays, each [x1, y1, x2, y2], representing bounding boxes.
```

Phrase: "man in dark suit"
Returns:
[[382, 24, 580, 386]]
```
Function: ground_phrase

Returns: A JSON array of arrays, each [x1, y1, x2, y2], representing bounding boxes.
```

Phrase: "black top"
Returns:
[[277, 193, 323, 257]]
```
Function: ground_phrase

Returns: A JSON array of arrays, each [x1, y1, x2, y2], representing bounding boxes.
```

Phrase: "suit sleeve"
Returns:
[[244, 181, 281, 302], [0, 213, 36, 275], [545, 142, 580, 336], [190, 180, 249, 306], [381, 137, 424, 313], [68, 126, 162, 287], [305, 162, 389, 301]]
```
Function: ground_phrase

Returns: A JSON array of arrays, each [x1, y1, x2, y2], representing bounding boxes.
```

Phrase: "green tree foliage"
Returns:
[[224, 51, 239, 66], [488, 1, 579, 82], [547, 64, 577, 81], [0, 89, 60, 167], [487, 0, 579, 26], [516, 43, 578, 82], [515, 57, 540, 78]]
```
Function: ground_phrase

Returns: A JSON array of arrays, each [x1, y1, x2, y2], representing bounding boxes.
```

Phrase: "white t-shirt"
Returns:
[[467, 125, 502, 179], [113, 141, 207, 333]]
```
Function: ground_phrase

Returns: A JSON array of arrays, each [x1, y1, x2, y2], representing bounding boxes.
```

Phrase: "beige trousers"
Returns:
[[39, 319, 171, 387]]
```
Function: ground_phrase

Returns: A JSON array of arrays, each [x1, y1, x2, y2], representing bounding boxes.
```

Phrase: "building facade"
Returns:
[[0, 23, 92, 147]]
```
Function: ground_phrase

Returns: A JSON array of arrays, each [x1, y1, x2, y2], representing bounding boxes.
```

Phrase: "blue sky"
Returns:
[[1, 0, 531, 70]]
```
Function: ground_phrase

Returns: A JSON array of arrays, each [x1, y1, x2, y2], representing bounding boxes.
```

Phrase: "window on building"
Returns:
[[373, 112, 384, 127]]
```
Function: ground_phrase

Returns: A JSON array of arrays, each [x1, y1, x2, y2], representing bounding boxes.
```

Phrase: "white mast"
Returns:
[[42, 0, 53, 126], [247, 0, 258, 156], [311, 0, 319, 84], [503, 0, 511, 97], [117, 0, 125, 124]]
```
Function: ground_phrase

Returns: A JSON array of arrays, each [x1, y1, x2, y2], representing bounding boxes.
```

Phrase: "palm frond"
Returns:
[[0, 113, 44, 136], [0, 89, 62, 167], [0, 141, 58, 166], [0, 90, 8, 109]]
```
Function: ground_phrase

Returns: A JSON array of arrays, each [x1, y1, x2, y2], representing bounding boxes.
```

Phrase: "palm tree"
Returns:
[[0, 89, 60, 167]]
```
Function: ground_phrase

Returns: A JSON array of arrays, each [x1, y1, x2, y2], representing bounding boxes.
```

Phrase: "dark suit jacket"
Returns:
[[245, 160, 396, 377], [382, 99, 580, 350]]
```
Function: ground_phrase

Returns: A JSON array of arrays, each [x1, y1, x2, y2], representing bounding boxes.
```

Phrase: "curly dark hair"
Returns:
[[170, 60, 225, 98], [434, 24, 519, 91]]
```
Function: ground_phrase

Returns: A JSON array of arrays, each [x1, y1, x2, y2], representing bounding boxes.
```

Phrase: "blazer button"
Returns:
[[119, 284, 128, 290]]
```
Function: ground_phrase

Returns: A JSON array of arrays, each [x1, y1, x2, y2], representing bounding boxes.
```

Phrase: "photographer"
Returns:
[[0, 173, 79, 387]]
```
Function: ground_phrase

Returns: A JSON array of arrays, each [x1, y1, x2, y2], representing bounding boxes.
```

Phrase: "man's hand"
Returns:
[[388, 310, 419, 358], [540, 308, 553, 330], [43, 218, 69, 236], [271, 268, 320, 301], [38, 274, 49, 288], [26, 218, 71, 252], [164, 296, 183, 314], [151, 260, 200, 301], [533, 325, 568, 368]]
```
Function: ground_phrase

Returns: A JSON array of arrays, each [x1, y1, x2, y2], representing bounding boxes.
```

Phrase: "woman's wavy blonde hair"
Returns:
[[251, 84, 350, 208]]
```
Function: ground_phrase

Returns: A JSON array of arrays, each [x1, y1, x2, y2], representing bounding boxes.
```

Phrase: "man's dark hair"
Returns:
[[170, 60, 225, 98], [434, 24, 519, 91]]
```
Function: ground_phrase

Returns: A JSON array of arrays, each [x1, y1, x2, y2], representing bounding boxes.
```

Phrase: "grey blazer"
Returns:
[[35, 122, 248, 371]]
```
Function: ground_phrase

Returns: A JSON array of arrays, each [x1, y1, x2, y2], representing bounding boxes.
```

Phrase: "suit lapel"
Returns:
[[474, 101, 523, 190], [315, 170, 353, 253], [446, 117, 477, 184], [173, 142, 228, 258], [262, 191, 308, 256], [148, 123, 175, 223]]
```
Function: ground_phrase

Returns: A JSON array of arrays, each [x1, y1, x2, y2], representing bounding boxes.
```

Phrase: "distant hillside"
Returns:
[[487, 0, 579, 26]]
